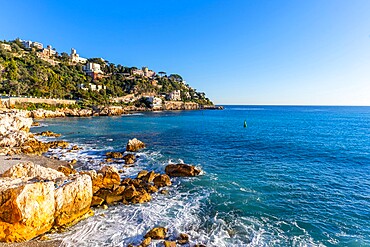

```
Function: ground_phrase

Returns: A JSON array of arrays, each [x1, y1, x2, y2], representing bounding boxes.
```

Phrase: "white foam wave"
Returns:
[[45, 142, 324, 247]]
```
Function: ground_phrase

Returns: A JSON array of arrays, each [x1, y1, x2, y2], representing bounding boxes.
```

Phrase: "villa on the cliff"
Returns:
[[83, 62, 104, 80], [21, 40, 43, 49], [70, 48, 87, 64], [132, 67, 156, 78], [168, 90, 181, 101]]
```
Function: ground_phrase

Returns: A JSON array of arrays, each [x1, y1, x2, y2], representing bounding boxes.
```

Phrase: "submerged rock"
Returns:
[[123, 153, 136, 164], [178, 233, 190, 244], [144, 227, 167, 239], [165, 164, 201, 177], [126, 138, 145, 152]]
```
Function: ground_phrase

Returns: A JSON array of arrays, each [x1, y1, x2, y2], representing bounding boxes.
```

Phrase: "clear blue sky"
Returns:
[[1, 0, 370, 105]]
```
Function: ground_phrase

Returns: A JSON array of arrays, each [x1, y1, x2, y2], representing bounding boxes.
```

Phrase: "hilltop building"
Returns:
[[83, 62, 104, 80], [37, 45, 60, 66], [70, 48, 87, 64], [21, 40, 43, 49], [168, 90, 181, 101], [132, 67, 156, 78], [21, 40, 32, 49], [38, 45, 56, 58]]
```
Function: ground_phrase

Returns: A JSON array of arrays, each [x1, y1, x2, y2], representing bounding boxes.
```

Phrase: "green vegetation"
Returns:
[[0, 39, 213, 108]]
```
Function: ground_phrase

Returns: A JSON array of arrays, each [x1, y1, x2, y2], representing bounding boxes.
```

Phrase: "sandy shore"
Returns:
[[0, 154, 70, 247]]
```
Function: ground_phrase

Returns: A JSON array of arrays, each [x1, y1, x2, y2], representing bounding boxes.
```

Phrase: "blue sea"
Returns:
[[34, 106, 370, 247]]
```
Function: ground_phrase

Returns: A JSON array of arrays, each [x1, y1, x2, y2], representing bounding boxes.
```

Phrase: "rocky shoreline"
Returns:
[[1, 103, 223, 120], [0, 111, 206, 246]]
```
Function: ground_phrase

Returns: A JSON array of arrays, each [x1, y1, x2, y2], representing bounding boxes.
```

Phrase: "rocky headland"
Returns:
[[0, 110, 204, 246]]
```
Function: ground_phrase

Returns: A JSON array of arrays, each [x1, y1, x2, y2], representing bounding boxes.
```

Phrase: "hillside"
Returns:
[[0, 39, 213, 109]]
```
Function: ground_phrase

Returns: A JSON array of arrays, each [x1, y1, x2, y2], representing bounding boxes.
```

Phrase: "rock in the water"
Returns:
[[141, 171, 158, 183], [141, 237, 151, 247], [146, 184, 158, 194], [122, 185, 138, 200], [123, 154, 136, 164], [71, 145, 79, 150], [35, 131, 61, 137], [48, 140, 69, 149], [165, 164, 201, 177], [144, 227, 167, 239], [137, 170, 149, 179], [164, 241, 177, 247], [126, 138, 145, 152], [153, 174, 172, 187], [178, 233, 190, 244], [81, 166, 120, 193], [105, 151, 123, 159], [160, 189, 169, 195], [131, 189, 151, 204]]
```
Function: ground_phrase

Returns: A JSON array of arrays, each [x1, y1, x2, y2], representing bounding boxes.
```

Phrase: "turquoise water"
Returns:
[[35, 106, 370, 246]]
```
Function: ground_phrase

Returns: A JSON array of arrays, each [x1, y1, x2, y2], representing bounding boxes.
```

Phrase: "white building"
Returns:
[[21, 40, 32, 49], [39, 45, 56, 57], [132, 67, 156, 78], [168, 90, 181, 101], [79, 83, 106, 91], [21, 40, 43, 49], [145, 96, 162, 109], [83, 62, 103, 74], [32, 41, 43, 49], [83, 62, 104, 80], [70, 48, 87, 64]]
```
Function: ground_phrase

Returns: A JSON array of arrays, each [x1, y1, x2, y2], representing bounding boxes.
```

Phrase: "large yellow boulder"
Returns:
[[54, 174, 92, 226], [0, 163, 93, 242], [0, 178, 55, 242]]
